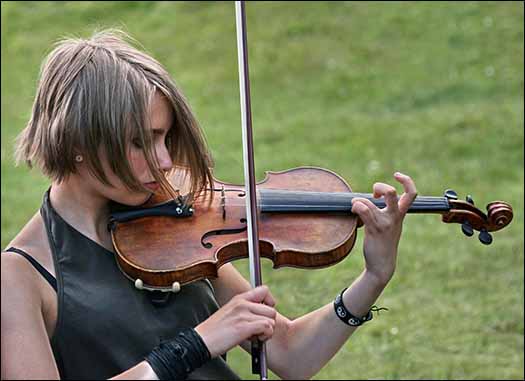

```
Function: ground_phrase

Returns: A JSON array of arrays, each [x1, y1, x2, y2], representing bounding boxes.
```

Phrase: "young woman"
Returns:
[[1, 29, 417, 380]]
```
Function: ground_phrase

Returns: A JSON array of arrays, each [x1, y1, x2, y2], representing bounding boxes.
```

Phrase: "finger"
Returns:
[[351, 197, 378, 227], [245, 318, 275, 339], [262, 288, 276, 307], [372, 182, 399, 214], [242, 285, 272, 304], [257, 321, 275, 341], [247, 302, 277, 320], [257, 333, 273, 342], [394, 172, 418, 215], [250, 319, 275, 342]]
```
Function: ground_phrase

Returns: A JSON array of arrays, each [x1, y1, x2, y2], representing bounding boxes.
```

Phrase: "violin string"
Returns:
[[259, 197, 448, 202], [199, 198, 450, 206], [233, 196, 449, 204], [259, 189, 447, 199], [261, 196, 448, 204], [200, 196, 450, 202], [221, 201, 450, 209], [194, 189, 452, 210], [198, 189, 451, 203]]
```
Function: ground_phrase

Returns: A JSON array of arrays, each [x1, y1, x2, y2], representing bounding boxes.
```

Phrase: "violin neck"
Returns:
[[258, 189, 451, 214]]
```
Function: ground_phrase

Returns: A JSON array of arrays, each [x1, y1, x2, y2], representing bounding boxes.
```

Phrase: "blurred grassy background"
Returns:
[[1, 1, 523, 379]]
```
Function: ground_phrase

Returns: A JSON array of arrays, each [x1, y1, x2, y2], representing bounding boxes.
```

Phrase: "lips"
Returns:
[[143, 182, 160, 191]]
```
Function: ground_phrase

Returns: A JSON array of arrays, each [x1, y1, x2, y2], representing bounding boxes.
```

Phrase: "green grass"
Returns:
[[2, 1, 523, 379]]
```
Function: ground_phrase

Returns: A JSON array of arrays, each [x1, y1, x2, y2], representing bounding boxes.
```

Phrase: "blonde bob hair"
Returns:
[[15, 28, 213, 200]]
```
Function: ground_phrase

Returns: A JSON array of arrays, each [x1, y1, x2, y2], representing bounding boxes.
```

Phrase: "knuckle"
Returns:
[[233, 300, 247, 312], [386, 188, 397, 196], [257, 322, 266, 334], [233, 313, 243, 326], [238, 312, 250, 322], [232, 294, 242, 303]]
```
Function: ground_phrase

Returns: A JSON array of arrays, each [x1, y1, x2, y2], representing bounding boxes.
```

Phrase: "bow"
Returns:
[[235, 1, 268, 379]]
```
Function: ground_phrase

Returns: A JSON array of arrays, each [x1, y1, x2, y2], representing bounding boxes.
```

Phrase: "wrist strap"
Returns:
[[145, 327, 211, 380], [333, 287, 388, 327]]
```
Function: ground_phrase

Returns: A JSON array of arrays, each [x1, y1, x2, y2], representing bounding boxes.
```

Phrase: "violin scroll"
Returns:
[[441, 189, 513, 245], [486, 201, 514, 230]]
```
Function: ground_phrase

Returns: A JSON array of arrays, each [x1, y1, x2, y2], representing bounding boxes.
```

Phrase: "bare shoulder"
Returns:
[[4, 210, 55, 278], [1, 240, 45, 325], [2, 211, 57, 337]]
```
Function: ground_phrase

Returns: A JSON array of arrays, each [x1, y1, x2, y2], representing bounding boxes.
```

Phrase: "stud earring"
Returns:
[[75, 155, 83, 163]]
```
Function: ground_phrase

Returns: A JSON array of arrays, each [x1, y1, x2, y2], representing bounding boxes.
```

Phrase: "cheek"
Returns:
[[128, 151, 149, 178]]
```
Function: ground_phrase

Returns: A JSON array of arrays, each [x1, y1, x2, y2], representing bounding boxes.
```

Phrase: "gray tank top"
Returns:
[[41, 189, 240, 380]]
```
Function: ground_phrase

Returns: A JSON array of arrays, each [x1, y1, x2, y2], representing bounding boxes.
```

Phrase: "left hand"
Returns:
[[351, 172, 417, 285]]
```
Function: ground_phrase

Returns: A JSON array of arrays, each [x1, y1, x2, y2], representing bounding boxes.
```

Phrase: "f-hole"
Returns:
[[201, 218, 247, 248]]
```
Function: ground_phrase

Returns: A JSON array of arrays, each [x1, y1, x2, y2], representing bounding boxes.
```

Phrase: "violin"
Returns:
[[108, 166, 513, 292]]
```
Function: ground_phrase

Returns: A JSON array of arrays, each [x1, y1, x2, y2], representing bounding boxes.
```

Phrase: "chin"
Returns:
[[112, 191, 152, 207], [129, 193, 153, 206]]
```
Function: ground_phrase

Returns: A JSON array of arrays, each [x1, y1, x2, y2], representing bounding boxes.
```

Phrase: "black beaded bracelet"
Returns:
[[334, 287, 388, 327], [145, 327, 211, 380]]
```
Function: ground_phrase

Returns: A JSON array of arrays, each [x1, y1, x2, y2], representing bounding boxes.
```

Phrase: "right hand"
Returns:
[[195, 285, 276, 358]]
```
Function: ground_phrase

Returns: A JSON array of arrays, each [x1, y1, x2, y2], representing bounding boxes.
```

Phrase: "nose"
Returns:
[[156, 143, 173, 172]]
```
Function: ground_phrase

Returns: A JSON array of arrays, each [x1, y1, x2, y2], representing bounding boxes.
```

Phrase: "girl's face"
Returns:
[[128, 92, 174, 192], [79, 92, 174, 206]]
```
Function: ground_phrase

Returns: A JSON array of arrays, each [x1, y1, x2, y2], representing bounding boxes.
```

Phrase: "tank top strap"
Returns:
[[2, 247, 57, 292]]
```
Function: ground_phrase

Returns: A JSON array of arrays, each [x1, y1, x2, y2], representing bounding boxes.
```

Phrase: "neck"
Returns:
[[258, 189, 450, 214], [49, 178, 113, 251]]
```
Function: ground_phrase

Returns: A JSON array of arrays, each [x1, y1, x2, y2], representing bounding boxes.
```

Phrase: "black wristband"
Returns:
[[333, 287, 388, 327], [145, 327, 211, 380]]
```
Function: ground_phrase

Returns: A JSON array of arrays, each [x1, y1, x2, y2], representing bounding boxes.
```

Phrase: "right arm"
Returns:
[[0, 254, 159, 380], [1, 254, 60, 380]]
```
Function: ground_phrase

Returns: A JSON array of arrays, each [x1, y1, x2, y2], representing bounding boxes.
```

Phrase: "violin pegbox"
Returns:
[[442, 189, 513, 245]]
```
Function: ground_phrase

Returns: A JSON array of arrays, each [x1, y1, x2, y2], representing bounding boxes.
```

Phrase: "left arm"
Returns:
[[212, 264, 387, 380], [211, 172, 417, 379]]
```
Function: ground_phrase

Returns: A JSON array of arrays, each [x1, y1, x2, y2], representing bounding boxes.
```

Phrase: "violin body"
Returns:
[[110, 167, 359, 290], [109, 166, 513, 291]]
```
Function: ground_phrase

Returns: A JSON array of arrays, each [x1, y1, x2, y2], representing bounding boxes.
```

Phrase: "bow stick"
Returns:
[[235, 1, 268, 379]]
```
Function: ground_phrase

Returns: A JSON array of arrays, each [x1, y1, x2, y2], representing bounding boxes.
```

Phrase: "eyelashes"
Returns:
[[131, 138, 144, 149], [131, 133, 170, 150]]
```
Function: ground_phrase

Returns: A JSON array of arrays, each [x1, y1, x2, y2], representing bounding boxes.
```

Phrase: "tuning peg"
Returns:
[[444, 189, 458, 200], [461, 221, 474, 237], [478, 228, 493, 245], [466, 195, 475, 205]]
